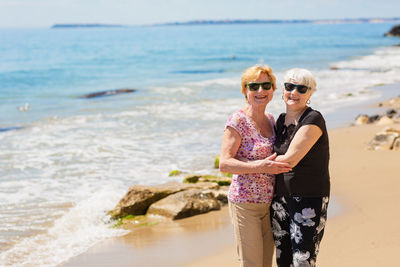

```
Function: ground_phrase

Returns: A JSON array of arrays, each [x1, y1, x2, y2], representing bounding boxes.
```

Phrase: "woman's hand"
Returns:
[[220, 127, 291, 174], [255, 153, 292, 174]]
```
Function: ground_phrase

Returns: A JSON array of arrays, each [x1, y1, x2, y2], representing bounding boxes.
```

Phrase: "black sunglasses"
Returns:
[[284, 83, 309, 94], [246, 82, 273, 91]]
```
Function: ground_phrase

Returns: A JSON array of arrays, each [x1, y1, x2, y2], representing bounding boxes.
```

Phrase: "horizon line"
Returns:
[[1, 16, 400, 29]]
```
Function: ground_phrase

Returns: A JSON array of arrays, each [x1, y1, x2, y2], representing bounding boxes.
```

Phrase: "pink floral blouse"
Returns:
[[225, 109, 276, 203]]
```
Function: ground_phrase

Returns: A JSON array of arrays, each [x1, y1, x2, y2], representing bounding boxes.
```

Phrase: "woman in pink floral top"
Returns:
[[220, 65, 291, 267]]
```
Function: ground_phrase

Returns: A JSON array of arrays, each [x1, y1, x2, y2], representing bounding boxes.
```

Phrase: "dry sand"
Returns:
[[62, 123, 400, 267]]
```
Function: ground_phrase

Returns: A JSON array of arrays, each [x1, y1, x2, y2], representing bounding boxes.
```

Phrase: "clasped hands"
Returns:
[[238, 153, 292, 175]]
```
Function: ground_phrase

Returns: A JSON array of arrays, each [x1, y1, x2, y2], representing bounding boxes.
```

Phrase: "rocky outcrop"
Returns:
[[110, 181, 220, 218], [367, 127, 400, 150], [147, 189, 221, 220], [376, 116, 394, 126], [110, 184, 178, 218], [384, 24, 400, 37], [354, 107, 399, 126], [81, 89, 136, 99]]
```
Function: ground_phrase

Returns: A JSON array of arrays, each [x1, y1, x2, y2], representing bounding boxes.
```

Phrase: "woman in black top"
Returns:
[[270, 68, 330, 267]]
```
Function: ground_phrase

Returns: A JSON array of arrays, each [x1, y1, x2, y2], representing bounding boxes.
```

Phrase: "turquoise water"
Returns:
[[1, 23, 400, 266], [1, 23, 399, 126]]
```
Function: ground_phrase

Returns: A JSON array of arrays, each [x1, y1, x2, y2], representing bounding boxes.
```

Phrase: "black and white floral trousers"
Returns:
[[270, 196, 329, 267]]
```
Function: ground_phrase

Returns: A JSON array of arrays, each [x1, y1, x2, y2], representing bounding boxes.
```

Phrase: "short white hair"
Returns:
[[283, 68, 317, 93]]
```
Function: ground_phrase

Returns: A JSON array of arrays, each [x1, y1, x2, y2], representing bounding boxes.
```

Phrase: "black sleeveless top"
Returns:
[[274, 107, 330, 197]]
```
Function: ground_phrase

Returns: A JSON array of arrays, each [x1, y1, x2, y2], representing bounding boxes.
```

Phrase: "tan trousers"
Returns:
[[229, 201, 274, 267]]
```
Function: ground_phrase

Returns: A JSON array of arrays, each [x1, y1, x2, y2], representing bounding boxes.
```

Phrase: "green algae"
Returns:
[[214, 156, 219, 169], [168, 170, 182, 176]]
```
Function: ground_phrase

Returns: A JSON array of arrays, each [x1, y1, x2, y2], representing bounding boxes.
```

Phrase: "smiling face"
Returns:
[[283, 80, 312, 111], [246, 73, 274, 107], [282, 68, 316, 112]]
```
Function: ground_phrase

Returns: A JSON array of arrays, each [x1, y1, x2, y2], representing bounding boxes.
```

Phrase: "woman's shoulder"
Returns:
[[226, 109, 247, 130], [303, 108, 325, 120], [300, 108, 326, 128], [227, 109, 246, 121]]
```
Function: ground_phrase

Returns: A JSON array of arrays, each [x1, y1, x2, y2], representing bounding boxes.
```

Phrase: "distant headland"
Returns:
[[156, 17, 400, 26], [50, 18, 400, 29]]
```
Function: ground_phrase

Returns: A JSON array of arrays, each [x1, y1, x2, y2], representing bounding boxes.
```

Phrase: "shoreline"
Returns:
[[61, 89, 400, 266], [323, 82, 400, 129]]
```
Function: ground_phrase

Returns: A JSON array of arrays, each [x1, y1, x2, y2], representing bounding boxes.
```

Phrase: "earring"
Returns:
[[307, 99, 311, 105], [282, 95, 284, 100]]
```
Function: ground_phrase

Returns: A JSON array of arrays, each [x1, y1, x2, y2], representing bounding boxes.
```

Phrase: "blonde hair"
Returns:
[[241, 65, 277, 98], [283, 68, 317, 93]]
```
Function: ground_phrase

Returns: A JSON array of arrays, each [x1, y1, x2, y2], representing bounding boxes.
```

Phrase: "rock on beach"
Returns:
[[146, 189, 221, 220], [367, 127, 400, 151], [354, 99, 400, 126], [353, 96, 400, 151], [110, 181, 221, 219]]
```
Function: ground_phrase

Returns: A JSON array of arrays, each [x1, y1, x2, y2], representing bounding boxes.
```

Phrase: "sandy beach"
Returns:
[[187, 123, 400, 267], [62, 99, 400, 267]]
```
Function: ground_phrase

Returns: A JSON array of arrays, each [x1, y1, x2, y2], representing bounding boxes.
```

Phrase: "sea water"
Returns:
[[0, 22, 400, 266]]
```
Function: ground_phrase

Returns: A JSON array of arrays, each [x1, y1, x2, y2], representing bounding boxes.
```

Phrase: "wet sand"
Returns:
[[62, 206, 236, 267]]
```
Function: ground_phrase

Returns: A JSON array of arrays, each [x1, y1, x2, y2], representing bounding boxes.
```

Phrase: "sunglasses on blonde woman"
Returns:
[[284, 83, 309, 94], [246, 82, 273, 91]]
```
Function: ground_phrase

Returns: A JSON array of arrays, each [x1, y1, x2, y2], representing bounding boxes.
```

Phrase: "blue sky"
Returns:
[[1, 0, 399, 28]]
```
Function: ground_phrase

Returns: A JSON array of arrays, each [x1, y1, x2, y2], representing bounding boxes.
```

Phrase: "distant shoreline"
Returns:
[[157, 17, 400, 26], [51, 24, 125, 29], [50, 17, 400, 29]]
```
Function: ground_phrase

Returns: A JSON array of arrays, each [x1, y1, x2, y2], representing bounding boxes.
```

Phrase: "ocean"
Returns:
[[0, 22, 400, 266]]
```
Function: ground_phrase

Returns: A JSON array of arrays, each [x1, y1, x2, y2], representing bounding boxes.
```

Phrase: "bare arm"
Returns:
[[219, 126, 292, 174], [275, 124, 322, 168]]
